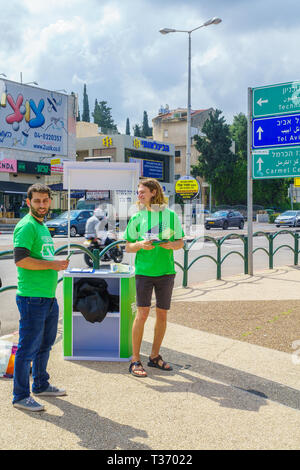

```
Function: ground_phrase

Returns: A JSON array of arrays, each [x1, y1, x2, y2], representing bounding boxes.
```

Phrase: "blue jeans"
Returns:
[[13, 296, 59, 403]]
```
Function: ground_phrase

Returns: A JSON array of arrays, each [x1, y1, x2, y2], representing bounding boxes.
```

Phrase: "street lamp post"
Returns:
[[160, 17, 221, 228], [20, 72, 38, 86], [160, 17, 221, 178]]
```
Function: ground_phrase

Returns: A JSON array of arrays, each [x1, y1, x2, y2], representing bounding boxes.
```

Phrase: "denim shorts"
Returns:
[[135, 274, 175, 310]]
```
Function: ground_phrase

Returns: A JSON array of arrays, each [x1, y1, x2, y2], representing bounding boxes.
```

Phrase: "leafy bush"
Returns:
[[269, 213, 280, 223]]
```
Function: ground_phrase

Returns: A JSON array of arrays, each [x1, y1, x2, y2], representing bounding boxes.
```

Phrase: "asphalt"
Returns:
[[1, 265, 300, 450]]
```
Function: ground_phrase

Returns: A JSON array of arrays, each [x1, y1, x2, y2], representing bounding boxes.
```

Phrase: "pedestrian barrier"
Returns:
[[176, 230, 300, 287], [176, 233, 248, 287], [253, 229, 299, 270], [0, 241, 126, 293], [0, 231, 300, 291]]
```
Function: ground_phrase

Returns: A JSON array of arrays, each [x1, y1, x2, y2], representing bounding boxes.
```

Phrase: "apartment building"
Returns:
[[152, 106, 214, 180]]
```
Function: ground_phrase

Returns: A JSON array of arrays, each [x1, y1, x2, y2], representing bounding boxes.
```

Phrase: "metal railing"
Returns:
[[1, 231, 300, 291], [252, 229, 299, 269], [175, 233, 248, 287], [0, 241, 126, 293]]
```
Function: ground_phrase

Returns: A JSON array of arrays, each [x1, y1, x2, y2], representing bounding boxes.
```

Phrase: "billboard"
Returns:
[[129, 156, 164, 180], [0, 79, 68, 156]]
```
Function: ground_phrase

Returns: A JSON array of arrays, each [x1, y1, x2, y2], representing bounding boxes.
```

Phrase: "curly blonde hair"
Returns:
[[137, 178, 167, 211]]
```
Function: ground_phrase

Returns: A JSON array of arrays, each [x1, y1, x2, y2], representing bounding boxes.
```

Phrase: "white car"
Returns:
[[274, 210, 300, 227]]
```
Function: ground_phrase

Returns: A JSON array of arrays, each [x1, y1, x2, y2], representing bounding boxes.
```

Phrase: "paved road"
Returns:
[[1, 221, 299, 284], [1, 222, 299, 335]]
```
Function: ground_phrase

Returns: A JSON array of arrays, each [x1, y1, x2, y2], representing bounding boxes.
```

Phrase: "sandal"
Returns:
[[129, 361, 148, 378], [147, 354, 173, 371]]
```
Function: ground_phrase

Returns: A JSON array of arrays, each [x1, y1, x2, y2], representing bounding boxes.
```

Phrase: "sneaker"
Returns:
[[13, 396, 45, 412], [33, 385, 66, 397]]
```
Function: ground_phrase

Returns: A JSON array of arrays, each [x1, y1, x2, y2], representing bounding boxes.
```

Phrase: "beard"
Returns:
[[29, 203, 49, 220]]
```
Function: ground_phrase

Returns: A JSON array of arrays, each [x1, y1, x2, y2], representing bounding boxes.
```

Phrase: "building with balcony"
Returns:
[[152, 106, 214, 180]]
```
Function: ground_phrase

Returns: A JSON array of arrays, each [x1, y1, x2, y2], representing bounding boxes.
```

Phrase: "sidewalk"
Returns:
[[1, 266, 300, 450]]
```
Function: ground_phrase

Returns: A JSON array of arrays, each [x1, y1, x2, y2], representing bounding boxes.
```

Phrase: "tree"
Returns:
[[142, 111, 152, 137], [229, 113, 248, 203], [230, 112, 290, 208], [126, 117, 130, 135], [92, 100, 118, 132], [192, 109, 290, 207], [82, 84, 90, 122], [92, 99, 100, 125], [133, 124, 142, 137], [230, 113, 247, 161], [192, 109, 238, 205]]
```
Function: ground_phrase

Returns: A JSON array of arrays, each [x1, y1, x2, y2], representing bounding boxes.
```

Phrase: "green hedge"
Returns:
[[269, 213, 280, 223]]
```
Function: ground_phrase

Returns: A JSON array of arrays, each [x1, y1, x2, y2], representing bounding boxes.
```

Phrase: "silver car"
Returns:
[[274, 210, 300, 227]]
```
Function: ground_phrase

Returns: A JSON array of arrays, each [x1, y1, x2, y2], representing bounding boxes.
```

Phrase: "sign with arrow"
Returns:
[[252, 80, 300, 179], [252, 147, 300, 179], [253, 80, 300, 118], [253, 113, 300, 148]]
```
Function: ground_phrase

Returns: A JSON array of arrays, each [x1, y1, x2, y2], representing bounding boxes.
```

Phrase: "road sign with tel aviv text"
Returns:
[[252, 113, 300, 149], [253, 80, 300, 118]]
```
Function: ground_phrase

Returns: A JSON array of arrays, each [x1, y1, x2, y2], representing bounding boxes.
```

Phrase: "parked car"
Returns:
[[205, 210, 245, 230], [274, 210, 300, 228], [46, 210, 93, 237]]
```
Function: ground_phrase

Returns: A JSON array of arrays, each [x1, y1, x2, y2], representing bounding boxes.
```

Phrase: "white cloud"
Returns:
[[2, 0, 300, 132]]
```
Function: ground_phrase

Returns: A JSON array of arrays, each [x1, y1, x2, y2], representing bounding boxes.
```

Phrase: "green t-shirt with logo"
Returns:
[[124, 208, 185, 276], [13, 214, 58, 298]]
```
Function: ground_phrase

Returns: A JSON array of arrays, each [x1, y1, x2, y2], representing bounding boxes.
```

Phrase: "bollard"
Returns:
[[294, 233, 299, 266], [92, 248, 100, 269], [244, 236, 248, 274], [217, 241, 221, 280], [182, 247, 189, 288], [269, 235, 274, 269]]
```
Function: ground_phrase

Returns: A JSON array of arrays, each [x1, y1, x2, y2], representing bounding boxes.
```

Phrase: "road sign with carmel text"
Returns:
[[252, 147, 300, 179]]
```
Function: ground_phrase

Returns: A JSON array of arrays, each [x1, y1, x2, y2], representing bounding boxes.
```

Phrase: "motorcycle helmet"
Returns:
[[94, 208, 106, 220]]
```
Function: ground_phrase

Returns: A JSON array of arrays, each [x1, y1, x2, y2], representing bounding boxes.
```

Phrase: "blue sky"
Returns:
[[1, 0, 300, 132]]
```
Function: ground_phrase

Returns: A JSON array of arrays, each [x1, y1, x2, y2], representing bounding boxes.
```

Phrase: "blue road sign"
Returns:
[[252, 113, 300, 148]]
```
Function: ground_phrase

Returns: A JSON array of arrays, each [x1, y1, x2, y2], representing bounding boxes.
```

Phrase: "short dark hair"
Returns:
[[27, 183, 52, 200]]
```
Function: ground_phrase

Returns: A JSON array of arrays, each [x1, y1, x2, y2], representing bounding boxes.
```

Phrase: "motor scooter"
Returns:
[[83, 227, 123, 267]]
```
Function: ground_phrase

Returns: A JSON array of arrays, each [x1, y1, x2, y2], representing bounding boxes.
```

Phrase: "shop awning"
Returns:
[[0, 181, 31, 194]]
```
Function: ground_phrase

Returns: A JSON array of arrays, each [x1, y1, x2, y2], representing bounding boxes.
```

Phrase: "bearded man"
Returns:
[[12, 183, 69, 412]]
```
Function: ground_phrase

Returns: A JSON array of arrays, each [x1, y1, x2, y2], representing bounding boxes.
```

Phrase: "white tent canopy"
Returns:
[[62, 161, 140, 254], [63, 161, 139, 191]]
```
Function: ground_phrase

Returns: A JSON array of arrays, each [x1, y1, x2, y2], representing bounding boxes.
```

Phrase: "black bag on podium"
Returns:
[[73, 278, 110, 324]]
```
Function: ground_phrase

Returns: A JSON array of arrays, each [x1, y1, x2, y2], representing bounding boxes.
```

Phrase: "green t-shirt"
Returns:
[[124, 208, 185, 276], [13, 214, 58, 298]]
